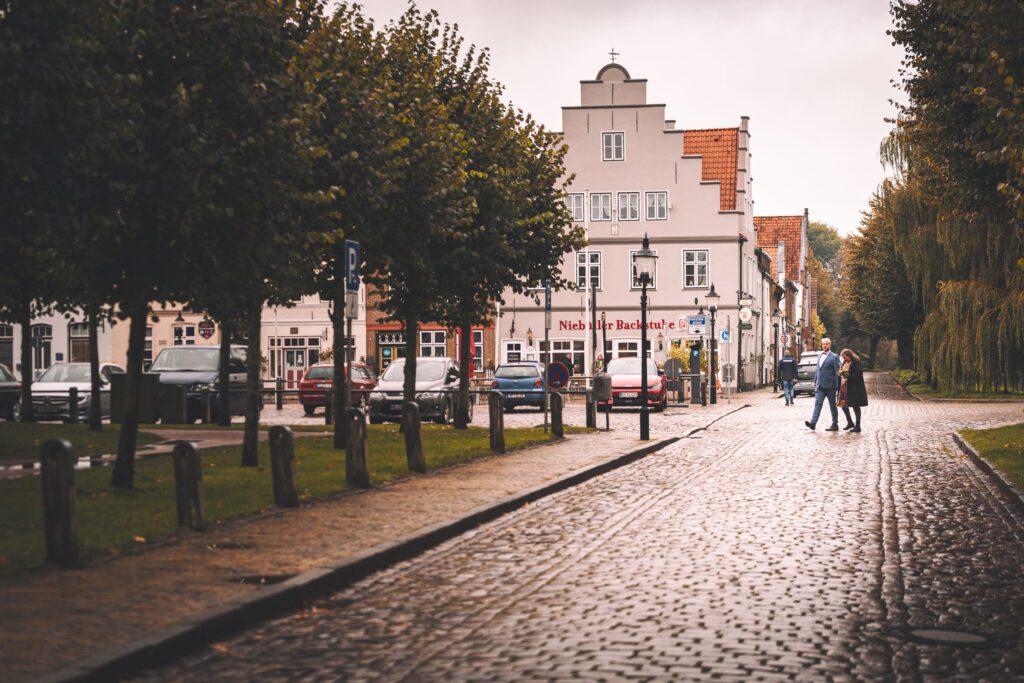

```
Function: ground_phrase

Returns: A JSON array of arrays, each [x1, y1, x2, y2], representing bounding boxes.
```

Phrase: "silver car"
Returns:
[[31, 362, 125, 421], [368, 357, 470, 425]]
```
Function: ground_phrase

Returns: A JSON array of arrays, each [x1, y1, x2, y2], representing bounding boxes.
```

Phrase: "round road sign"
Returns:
[[780, 334, 790, 345], [546, 362, 570, 389]]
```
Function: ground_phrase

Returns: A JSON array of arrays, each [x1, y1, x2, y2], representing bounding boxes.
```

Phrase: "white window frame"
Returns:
[[629, 249, 658, 290], [602, 131, 624, 161], [645, 191, 668, 220], [590, 193, 612, 221], [683, 249, 710, 289], [617, 192, 640, 221], [566, 193, 584, 222], [541, 339, 586, 374], [419, 330, 446, 357], [456, 329, 484, 371], [173, 325, 196, 346], [576, 250, 602, 290]]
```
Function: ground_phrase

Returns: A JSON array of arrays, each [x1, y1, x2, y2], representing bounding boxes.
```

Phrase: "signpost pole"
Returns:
[[543, 279, 550, 433]]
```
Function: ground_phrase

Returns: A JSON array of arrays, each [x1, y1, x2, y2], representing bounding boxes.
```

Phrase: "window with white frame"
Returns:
[[173, 325, 196, 346], [419, 330, 446, 357], [645, 191, 668, 220], [630, 249, 658, 289], [565, 193, 584, 222], [683, 249, 710, 288], [456, 329, 484, 371], [0, 324, 12, 371], [68, 322, 90, 362], [602, 132, 624, 161], [576, 251, 602, 290], [144, 326, 153, 370], [590, 193, 612, 221], [541, 339, 585, 374], [617, 192, 639, 221]]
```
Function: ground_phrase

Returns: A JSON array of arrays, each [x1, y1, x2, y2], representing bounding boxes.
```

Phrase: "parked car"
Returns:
[[148, 345, 251, 422], [368, 357, 469, 425], [490, 361, 546, 411], [793, 353, 822, 396], [31, 362, 125, 421], [597, 357, 667, 412], [298, 361, 377, 416], [0, 363, 20, 421]]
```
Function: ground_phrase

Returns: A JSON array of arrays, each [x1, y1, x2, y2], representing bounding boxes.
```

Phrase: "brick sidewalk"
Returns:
[[1, 400, 740, 682]]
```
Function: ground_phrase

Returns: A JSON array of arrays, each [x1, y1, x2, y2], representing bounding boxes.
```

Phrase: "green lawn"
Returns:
[[960, 423, 1024, 491], [0, 423, 162, 461], [0, 424, 587, 577]]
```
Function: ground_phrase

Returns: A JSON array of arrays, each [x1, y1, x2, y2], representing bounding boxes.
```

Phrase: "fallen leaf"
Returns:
[[133, 535, 146, 543]]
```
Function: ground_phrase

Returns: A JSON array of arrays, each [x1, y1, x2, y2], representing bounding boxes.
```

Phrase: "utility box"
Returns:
[[593, 373, 612, 402]]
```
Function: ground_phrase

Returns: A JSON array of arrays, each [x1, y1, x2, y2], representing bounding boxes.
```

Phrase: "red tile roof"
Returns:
[[754, 216, 804, 283], [682, 128, 738, 211]]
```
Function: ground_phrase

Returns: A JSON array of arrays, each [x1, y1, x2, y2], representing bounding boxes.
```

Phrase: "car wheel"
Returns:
[[434, 401, 449, 425], [466, 399, 473, 423], [10, 401, 21, 422], [303, 405, 316, 416]]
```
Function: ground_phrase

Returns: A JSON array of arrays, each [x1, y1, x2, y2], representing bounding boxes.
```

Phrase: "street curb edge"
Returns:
[[37, 431, 693, 683], [951, 432, 1024, 517]]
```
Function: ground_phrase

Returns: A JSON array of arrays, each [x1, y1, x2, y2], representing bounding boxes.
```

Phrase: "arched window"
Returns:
[[31, 324, 53, 373], [69, 322, 90, 362]]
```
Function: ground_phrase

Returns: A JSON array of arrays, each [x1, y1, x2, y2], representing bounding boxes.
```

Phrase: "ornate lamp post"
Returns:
[[705, 283, 720, 405], [772, 309, 782, 391], [635, 234, 658, 440]]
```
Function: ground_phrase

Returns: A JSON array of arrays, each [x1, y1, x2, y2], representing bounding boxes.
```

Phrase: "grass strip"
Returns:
[[0, 424, 587, 577], [0, 423, 162, 462], [960, 423, 1024, 491]]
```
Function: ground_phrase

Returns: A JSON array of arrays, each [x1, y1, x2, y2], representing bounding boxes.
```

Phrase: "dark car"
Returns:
[[793, 356, 820, 396], [490, 362, 545, 411], [298, 361, 377, 416], [0, 363, 20, 421], [597, 357, 667, 412], [148, 345, 251, 422], [368, 357, 470, 425]]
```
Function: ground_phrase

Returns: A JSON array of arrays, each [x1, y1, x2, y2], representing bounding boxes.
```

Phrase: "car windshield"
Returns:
[[380, 360, 446, 382], [606, 358, 659, 375], [38, 364, 91, 382], [495, 366, 540, 379], [150, 348, 220, 372], [304, 366, 334, 380]]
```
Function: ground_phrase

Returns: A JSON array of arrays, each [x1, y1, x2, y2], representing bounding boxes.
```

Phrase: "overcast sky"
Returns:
[[363, 0, 905, 234]]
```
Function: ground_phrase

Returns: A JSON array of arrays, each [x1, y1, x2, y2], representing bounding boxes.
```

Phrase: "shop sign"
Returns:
[[198, 320, 215, 340]]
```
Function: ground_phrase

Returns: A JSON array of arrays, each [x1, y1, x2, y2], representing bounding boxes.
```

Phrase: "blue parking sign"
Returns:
[[345, 240, 360, 291]]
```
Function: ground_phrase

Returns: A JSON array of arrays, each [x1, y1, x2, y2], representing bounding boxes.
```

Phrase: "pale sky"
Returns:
[[363, 0, 904, 234]]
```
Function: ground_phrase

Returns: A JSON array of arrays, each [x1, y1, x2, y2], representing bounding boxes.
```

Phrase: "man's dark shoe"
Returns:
[[843, 424, 855, 430], [826, 424, 840, 432], [851, 427, 861, 433], [805, 421, 816, 430]]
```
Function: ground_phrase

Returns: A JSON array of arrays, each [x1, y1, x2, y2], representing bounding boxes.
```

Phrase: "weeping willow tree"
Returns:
[[883, 0, 1024, 391]]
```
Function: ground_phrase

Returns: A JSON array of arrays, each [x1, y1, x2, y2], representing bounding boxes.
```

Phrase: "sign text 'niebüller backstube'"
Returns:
[[559, 318, 678, 332]]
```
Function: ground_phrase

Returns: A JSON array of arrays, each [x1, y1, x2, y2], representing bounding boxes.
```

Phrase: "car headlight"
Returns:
[[189, 383, 214, 392], [417, 392, 443, 401], [77, 392, 90, 404]]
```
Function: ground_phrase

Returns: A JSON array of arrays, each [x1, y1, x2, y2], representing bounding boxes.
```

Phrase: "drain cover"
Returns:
[[908, 628, 989, 646]]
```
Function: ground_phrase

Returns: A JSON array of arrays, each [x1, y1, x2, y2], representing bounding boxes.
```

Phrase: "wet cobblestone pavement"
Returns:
[[138, 375, 1024, 681]]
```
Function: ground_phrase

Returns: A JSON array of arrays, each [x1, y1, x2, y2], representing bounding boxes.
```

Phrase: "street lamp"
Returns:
[[705, 283, 720, 405], [635, 234, 658, 440], [772, 309, 782, 391]]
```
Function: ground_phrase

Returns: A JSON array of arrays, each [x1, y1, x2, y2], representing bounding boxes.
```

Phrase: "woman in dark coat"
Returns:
[[838, 348, 868, 432]]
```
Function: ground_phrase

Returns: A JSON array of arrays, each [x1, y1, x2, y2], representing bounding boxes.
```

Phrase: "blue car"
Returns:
[[491, 362, 546, 411]]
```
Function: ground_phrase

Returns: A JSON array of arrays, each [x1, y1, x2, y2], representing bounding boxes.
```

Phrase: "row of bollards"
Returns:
[[38, 396, 565, 568]]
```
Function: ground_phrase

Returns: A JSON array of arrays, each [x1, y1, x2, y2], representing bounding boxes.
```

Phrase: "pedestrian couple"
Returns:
[[801, 338, 867, 432]]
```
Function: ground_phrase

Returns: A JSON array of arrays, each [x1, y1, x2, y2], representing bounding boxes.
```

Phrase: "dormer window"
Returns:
[[602, 132, 624, 161]]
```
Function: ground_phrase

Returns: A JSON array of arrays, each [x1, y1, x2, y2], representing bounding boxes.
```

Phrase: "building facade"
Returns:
[[1, 311, 115, 380], [754, 212, 815, 356], [495, 62, 776, 391]]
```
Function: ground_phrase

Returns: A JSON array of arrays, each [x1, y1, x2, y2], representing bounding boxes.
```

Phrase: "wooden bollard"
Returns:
[[585, 389, 596, 429], [489, 391, 505, 454], [325, 389, 333, 425], [172, 441, 206, 531], [40, 439, 80, 567], [268, 426, 298, 507], [68, 387, 79, 424], [276, 377, 284, 410], [551, 392, 564, 439], [402, 401, 426, 473], [201, 388, 212, 424], [346, 407, 370, 488]]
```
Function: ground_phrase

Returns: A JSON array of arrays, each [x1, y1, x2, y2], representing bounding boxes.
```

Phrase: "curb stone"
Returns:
[[951, 432, 1024, 517], [38, 404, 747, 683]]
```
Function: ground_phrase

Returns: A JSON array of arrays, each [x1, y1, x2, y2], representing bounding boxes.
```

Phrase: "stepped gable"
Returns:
[[682, 127, 739, 211], [754, 215, 803, 282]]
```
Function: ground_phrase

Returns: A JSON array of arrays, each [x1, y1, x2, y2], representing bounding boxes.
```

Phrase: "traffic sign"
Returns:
[[546, 362, 570, 389], [739, 322, 752, 330], [780, 334, 790, 345], [686, 315, 707, 336], [738, 307, 752, 322], [719, 329, 731, 344], [345, 291, 358, 319], [739, 297, 753, 307], [344, 240, 360, 291]]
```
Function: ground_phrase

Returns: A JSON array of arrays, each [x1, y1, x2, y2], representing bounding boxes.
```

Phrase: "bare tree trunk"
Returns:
[[88, 306, 102, 431], [896, 331, 914, 370], [217, 322, 231, 426], [869, 334, 881, 369], [111, 303, 148, 489], [17, 300, 34, 422], [454, 321, 471, 429], [240, 301, 262, 467]]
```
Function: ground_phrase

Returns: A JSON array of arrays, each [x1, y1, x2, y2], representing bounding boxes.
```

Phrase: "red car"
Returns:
[[298, 362, 376, 416], [597, 357, 667, 412]]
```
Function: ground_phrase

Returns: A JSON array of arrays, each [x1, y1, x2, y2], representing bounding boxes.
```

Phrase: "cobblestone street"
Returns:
[[137, 376, 1024, 681]]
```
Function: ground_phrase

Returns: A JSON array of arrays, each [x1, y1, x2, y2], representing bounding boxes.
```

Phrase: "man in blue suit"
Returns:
[[805, 337, 841, 431]]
